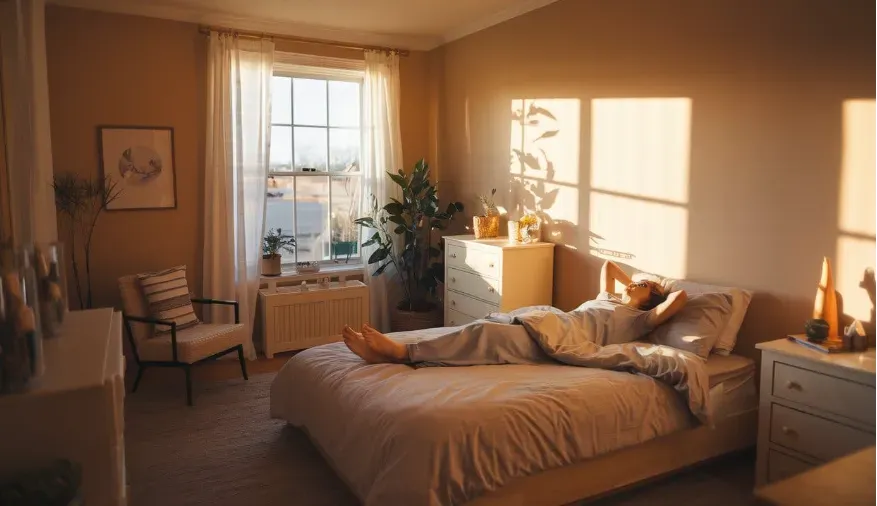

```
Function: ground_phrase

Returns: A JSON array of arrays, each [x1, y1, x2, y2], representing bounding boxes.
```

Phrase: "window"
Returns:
[[267, 72, 362, 266]]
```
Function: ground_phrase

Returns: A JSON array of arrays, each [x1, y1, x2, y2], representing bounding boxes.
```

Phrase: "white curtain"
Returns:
[[361, 50, 403, 332], [203, 33, 274, 359]]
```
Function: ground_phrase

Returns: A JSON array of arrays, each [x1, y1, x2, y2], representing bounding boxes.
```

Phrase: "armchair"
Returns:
[[118, 275, 249, 406]]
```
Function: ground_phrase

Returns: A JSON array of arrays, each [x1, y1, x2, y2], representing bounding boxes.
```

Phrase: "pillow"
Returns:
[[666, 280, 752, 355], [137, 266, 200, 334], [648, 292, 734, 359]]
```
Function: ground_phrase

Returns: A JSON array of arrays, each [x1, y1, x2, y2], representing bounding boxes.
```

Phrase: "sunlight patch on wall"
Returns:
[[835, 99, 876, 323], [591, 98, 691, 204], [838, 99, 875, 236], [509, 98, 581, 230], [589, 192, 688, 278]]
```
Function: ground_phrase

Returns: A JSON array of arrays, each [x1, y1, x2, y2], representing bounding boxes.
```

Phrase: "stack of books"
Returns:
[[787, 334, 845, 353]]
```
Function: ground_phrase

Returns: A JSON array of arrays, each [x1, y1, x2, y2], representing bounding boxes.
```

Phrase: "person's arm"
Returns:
[[600, 260, 632, 295], [647, 290, 688, 327]]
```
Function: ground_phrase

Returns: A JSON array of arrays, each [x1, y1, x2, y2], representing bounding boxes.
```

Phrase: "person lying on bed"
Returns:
[[341, 260, 688, 366]]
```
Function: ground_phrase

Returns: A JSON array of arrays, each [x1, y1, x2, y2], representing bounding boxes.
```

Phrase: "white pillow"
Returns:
[[632, 272, 753, 355], [649, 292, 734, 359]]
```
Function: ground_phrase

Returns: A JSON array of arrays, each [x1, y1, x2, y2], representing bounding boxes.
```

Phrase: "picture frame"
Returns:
[[98, 125, 177, 210]]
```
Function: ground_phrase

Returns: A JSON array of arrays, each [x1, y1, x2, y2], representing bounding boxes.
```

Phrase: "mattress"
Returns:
[[270, 332, 756, 506], [705, 353, 758, 420]]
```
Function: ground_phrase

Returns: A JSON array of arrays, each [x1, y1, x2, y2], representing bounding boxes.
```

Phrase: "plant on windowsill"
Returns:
[[356, 159, 463, 332], [473, 188, 500, 239], [262, 228, 296, 277], [331, 214, 358, 263]]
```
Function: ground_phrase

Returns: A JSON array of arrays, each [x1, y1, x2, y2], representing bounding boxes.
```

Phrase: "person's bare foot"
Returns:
[[342, 326, 391, 364], [361, 324, 408, 362]]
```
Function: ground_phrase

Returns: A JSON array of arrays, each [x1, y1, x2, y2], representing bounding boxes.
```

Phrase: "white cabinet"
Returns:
[[755, 339, 875, 486], [443, 235, 555, 326], [0, 309, 126, 505]]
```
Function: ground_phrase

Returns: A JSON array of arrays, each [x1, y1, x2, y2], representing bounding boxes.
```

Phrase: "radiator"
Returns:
[[259, 280, 370, 358]]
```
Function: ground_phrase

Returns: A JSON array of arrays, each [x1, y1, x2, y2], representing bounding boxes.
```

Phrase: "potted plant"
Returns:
[[262, 228, 295, 276], [331, 213, 358, 263], [356, 159, 463, 331], [473, 188, 500, 239]]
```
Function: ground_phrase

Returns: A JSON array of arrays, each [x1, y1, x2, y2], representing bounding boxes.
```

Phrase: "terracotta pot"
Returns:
[[473, 215, 500, 239], [390, 304, 443, 332], [261, 255, 282, 276]]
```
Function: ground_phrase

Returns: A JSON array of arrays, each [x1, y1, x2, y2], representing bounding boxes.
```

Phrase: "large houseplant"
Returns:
[[356, 159, 463, 331]]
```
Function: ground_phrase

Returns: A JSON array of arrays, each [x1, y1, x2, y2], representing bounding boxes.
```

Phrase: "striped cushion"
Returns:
[[137, 266, 200, 334]]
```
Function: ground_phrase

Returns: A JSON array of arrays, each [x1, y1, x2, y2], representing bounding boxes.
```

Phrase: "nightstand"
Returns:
[[754, 338, 876, 486]]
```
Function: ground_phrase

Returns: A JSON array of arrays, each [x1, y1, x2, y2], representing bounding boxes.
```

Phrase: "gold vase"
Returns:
[[473, 215, 500, 239]]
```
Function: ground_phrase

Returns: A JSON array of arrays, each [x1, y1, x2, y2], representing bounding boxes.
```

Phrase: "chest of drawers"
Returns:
[[443, 235, 555, 326], [755, 338, 875, 486]]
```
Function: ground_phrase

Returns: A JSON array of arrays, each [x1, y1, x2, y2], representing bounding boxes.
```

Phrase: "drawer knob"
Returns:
[[781, 426, 798, 437], [451, 300, 456, 305], [449, 320, 455, 325], [451, 277, 456, 283], [785, 381, 802, 391], [451, 253, 457, 258], [488, 263, 495, 268], [488, 287, 495, 293]]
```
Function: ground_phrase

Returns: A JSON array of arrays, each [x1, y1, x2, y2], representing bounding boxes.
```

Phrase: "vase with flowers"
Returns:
[[519, 213, 542, 243]]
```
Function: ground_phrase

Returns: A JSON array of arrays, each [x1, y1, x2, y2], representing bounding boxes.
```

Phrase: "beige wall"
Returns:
[[432, 0, 876, 352], [45, 5, 431, 309]]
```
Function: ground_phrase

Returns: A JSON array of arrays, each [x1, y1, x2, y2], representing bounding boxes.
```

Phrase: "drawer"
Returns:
[[447, 243, 500, 279], [446, 308, 477, 327], [770, 404, 874, 462], [446, 291, 499, 319], [446, 267, 501, 304], [767, 449, 816, 483], [773, 362, 875, 424]]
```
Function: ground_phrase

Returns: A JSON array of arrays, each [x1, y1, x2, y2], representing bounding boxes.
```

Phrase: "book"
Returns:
[[787, 334, 845, 353]]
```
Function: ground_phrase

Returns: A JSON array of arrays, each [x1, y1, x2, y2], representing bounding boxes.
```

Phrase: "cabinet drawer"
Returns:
[[446, 308, 477, 327], [447, 243, 500, 279], [446, 291, 499, 319], [767, 449, 816, 483], [773, 362, 875, 424], [446, 267, 501, 305], [770, 404, 874, 462]]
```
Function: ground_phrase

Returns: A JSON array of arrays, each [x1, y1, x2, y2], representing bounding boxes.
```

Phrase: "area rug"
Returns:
[[125, 372, 755, 506]]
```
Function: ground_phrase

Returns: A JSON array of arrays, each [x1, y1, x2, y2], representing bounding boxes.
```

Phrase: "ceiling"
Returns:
[[48, 0, 561, 50]]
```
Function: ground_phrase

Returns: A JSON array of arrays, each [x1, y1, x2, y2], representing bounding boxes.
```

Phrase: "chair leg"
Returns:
[[131, 366, 145, 393], [184, 365, 193, 406], [237, 345, 249, 381]]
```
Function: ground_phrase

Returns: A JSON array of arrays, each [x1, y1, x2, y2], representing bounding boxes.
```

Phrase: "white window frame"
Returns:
[[269, 55, 365, 267]]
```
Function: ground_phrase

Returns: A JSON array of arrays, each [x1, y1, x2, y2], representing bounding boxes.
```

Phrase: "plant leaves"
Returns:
[[361, 232, 381, 247], [388, 215, 407, 226], [540, 188, 560, 210], [354, 217, 376, 228], [384, 202, 404, 215], [394, 225, 407, 234], [535, 129, 559, 141], [388, 173, 407, 188], [373, 262, 389, 276], [368, 248, 390, 264]]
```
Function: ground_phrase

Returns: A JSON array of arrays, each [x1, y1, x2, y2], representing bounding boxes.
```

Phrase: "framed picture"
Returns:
[[98, 126, 177, 210]]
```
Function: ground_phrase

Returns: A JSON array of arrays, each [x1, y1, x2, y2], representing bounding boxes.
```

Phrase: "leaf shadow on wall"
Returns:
[[508, 101, 633, 261]]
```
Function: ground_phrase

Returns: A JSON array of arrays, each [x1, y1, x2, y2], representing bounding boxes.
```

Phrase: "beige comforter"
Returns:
[[270, 326, 710, 506]]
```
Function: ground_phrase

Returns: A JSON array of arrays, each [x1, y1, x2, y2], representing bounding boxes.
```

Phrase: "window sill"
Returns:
[[259, 263, 364, 287]]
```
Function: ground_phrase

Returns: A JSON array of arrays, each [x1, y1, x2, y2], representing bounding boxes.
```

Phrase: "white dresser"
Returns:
[[0, 308, 126, 505], [443, 235, 555, 326], [755, 338, 875, 486]]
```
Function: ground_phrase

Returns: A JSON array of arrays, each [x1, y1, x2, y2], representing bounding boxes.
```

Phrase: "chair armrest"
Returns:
[[191, 298, 240, 324], [122, 314, 179, 362]]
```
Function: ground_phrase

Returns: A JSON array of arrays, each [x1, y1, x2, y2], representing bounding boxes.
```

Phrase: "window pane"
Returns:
[[329, 81, 361, 127], [293, 78, 327, 126], [329, 128, 360, 172], [270, 126, 292, 171], [265, 176, 296, 264], [271, 76, 291, 124], [294, 127, 328, 171], [331, 176, 361, 263], [295, 176, 330, 262]]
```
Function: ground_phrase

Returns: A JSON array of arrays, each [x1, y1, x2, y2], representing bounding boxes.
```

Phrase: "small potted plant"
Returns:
[[473, 188, 500, 239], [262, 228, 296, 276], [331, 214, 358, 263]]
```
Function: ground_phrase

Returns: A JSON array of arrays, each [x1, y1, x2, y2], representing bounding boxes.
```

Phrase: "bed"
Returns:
[[270, 324, 759, 506]]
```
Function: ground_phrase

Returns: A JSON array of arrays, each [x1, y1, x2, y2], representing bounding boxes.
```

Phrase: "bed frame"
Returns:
[[466, 410, 757, 505]]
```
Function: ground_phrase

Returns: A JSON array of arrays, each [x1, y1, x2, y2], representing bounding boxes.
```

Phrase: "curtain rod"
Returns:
[[198, 25, 410, 57]]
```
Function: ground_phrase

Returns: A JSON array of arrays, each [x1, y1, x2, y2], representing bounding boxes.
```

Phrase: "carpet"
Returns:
[[125, 372, 756, 506]]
